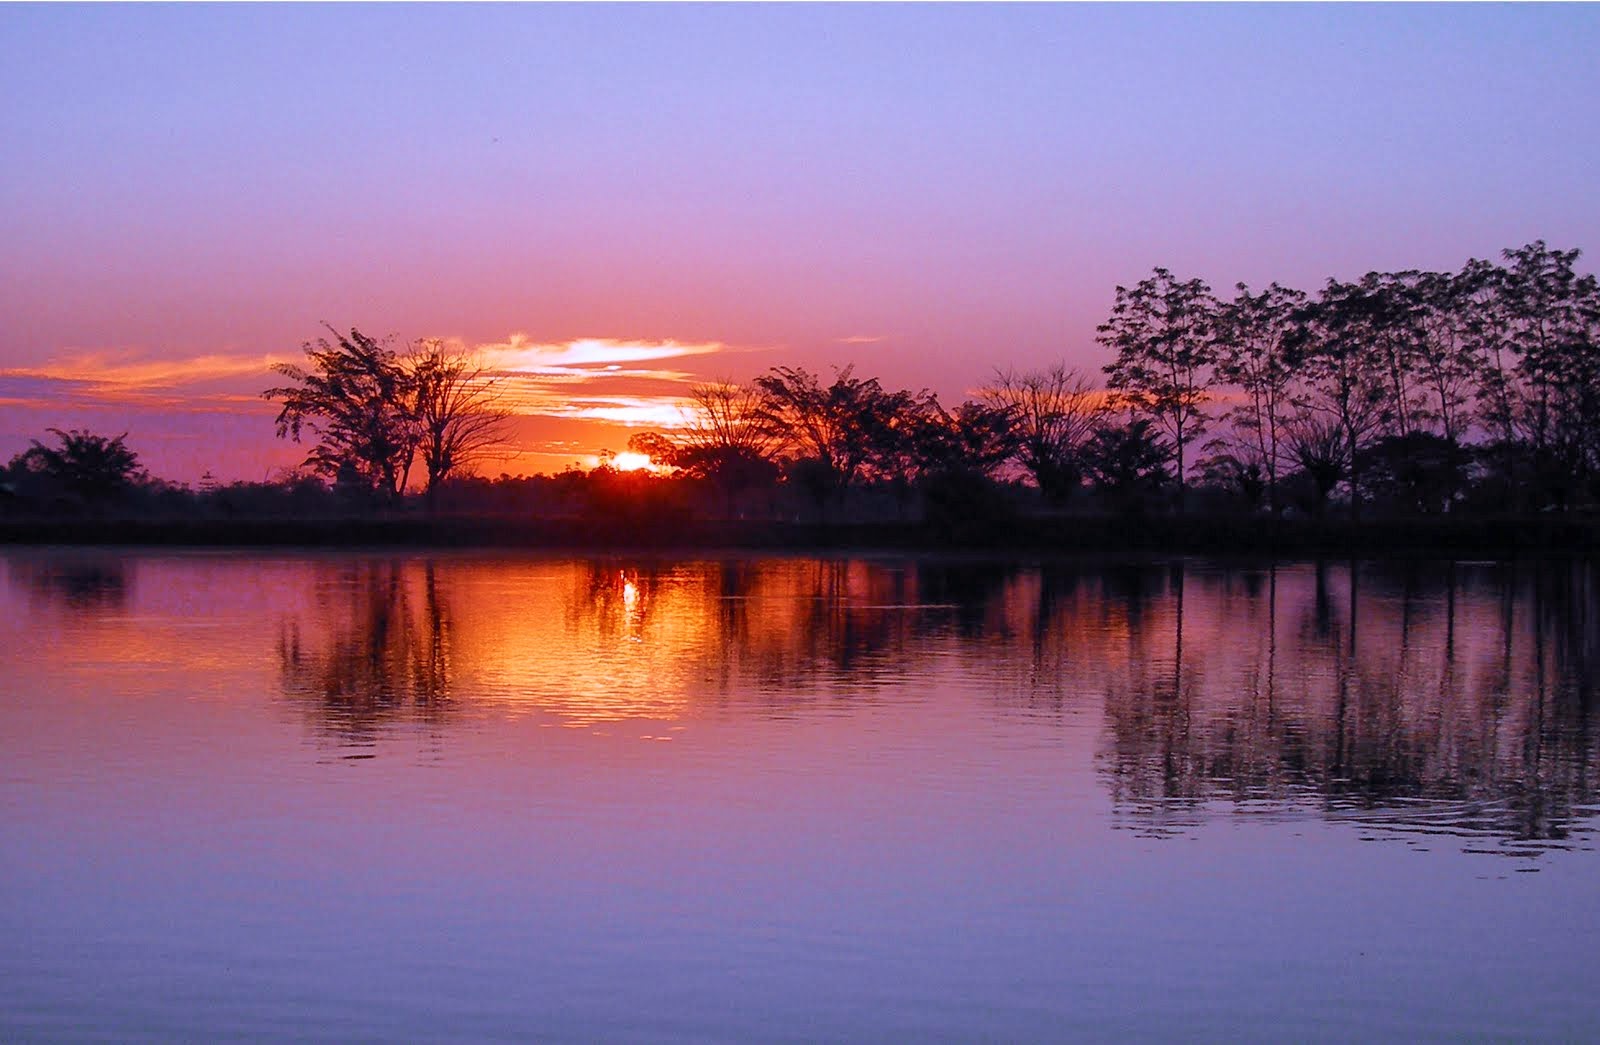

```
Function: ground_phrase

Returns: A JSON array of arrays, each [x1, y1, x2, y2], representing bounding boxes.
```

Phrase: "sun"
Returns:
[[610, 451, 655, 472]]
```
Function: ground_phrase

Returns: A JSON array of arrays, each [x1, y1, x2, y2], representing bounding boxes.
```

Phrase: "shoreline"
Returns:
[[2, 514, 1596, 559]]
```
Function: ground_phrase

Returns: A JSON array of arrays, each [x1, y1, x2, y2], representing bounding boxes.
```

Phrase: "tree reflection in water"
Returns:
[[271, 555, 1599, 850], [277, 559, 456, 744], [1097, 560, 1599, 852], [7, 554, 131, 613]]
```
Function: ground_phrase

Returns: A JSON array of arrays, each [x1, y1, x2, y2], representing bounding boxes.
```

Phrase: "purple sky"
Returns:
[[3, 4, 1598, 481]]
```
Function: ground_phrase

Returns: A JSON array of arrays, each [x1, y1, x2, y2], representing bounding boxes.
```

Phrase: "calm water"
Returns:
[[3, 550, 1598, 1041]]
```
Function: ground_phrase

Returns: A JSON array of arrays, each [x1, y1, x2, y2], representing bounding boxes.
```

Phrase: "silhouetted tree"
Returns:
[[1294, 283, 1394, 519], [1356, 271, 1430, 438], [859, 389, 949, 499], [7, 428, 147, 504], [408, 340, 511, 502], [629, 380, 782, 517], [899, 399, 1023, 532], [980, 364, 1104, 500], [754, 365, 921, 511], [1281, 411, 1347, 517], [1357, 432, 1469, 514], [1213, 282, 1303, 514], [1098, 269, 1218, 509], [1483, 242, 1600, 508], [1082, 416, 1171, 515], [1411, 268, 1485, 446], [1195, 449, 1266, 510], [263, 326, 417, 500], [913, 399, 1019, 480]]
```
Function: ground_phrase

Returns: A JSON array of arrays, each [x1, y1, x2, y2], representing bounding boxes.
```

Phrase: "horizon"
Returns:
[[4, 4, 1599, 483]]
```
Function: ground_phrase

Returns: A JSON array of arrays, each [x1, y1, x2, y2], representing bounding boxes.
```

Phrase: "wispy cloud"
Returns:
[[549, 396, 698, 428], [466, 337, 730, 429], [479, 336, 724, 377], [837, 334, 888, 345], [1, 336, 734, 445], [6, 351, 288, 388], [0, 351, 290, 414]]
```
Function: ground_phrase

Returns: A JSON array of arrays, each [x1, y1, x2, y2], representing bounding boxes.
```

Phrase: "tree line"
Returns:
[[629, 240, 1600, 519], [4, 241, 1596, 523]]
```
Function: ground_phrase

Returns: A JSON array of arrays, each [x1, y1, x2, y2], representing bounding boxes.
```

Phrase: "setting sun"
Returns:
[[610, 451, 655, 472]]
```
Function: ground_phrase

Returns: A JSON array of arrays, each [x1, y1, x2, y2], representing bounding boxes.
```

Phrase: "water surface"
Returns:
[[3, 551, 1598, 1040]]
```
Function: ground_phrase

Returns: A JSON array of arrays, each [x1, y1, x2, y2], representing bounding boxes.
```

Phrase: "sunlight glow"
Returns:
[[559, 398, 697, 427], [611, 452, 655, 472], [480, 336, 725, 377]]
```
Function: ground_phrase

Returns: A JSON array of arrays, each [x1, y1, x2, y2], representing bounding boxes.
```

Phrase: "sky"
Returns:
[[3, 4, 1598, 483]]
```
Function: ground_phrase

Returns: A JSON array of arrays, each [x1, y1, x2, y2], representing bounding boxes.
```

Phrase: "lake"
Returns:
[[3, 550, 1598, 1041]]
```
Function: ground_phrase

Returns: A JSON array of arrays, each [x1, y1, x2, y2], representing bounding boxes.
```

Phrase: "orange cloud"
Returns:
[[551, 396, 698, 428], [0, 350, 290, 414], [6, 351, 289, 388], [491, 381, 698, 426], [466, 337, 745, 431], [479, 336, 725, 377]]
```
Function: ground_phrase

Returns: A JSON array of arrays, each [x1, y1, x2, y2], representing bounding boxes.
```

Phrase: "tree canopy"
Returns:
[[263, 327, 417, 499], [262, 326, 509, 501], [1098, 269, 1218, 507], [7, 428, 147, 503]]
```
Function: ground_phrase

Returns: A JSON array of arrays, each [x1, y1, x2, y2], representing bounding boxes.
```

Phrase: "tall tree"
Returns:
[[408, 340, 512, 501], [263, 327, 418, 500], [1411, 268, 1485, 446], [1487, 242, 1600, 507], [1293, 282, 1394, 520], [1213, 282, 1304, 514], [980, 364, 1104, 500], [1355, 272, 1429, 438], [1384, 267, 1490, 510], [1098, 268, 1218, 509]]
